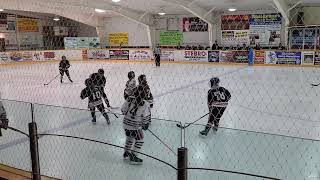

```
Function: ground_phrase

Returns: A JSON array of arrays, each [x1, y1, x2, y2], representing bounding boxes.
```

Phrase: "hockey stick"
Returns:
[[311, 83, 320, 87], [176, 113, 209, 129], [147, 129, 177, 156], [44, 74, 60, 86], [105, 108, 119, 118]]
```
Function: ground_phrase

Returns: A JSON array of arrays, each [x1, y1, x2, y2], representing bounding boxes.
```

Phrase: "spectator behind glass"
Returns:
[[278, 43, 285, 50], [198, 44, 203, 50], [242, 43, 247, 50], [192, 45, 197, 50], [212, 41, 219, 50], [255, 43, 261, 50]]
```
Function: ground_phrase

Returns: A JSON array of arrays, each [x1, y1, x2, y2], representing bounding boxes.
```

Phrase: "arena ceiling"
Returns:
[[1, 0, 320, 26]]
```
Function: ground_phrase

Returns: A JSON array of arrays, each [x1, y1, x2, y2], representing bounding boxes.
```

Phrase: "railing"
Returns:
[[2, 98, 319, 180]]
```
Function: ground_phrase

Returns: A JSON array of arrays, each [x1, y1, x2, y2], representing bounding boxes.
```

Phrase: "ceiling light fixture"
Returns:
[[53, 16, 60, 21], [112, 0, 121, 2], [158, 12, 166, 16], [95, 8, 106, 13], [0, 9, 4, 12], [228, 8, 237, 12]]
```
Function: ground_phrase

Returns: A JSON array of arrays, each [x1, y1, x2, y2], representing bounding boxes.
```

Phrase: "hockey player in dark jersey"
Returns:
[[90, 69, 111, 108], [0, 96, 9, 135], [136, 74, 153, 124], [121, 91, 150, 165], [124, 71, 136, 100], [200, 77, 231, 136], [59, 56, 73, 83], [81, 78, 110, 124]]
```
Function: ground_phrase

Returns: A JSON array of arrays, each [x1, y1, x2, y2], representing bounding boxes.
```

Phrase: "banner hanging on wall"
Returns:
[[182, 17, 208, 32], [265, 51, 301, 64], [249, 13, 282, 46], [64, 37, 78, 49], [129, 50, 152, 60], [290, 29, 304, 49], [17, 18, 39, 32], [77, 37, 89, 49], [109, 33, 129, 46], [159, 32, 183, 45], [184, 50, 208, 61], [109, 50, 129, 60], [88, 37, 101, 49], [221, 15, 250, 30], [221, 30, 250, 46]]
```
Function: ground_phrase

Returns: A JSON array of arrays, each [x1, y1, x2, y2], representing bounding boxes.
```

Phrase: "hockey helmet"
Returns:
[[62, 55, 66, 60], [138, 74, 147, 84], [210, 77, 220, 87], [128, 71, 135, 79], [85, 78, 93, 87], [98, 68, 104, 75]]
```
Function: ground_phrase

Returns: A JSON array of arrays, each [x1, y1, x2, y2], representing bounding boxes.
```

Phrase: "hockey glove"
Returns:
[[150, 103, 153, 108], [0, 118, 8, 130], [142, 123, 149, 131]]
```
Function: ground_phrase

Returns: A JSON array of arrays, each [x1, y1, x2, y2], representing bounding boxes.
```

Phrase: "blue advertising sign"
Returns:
[[266, 51, 301, 65], [249, 13, 282, 25]]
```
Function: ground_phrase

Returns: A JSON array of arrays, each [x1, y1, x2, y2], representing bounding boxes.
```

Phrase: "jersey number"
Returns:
[[92, 91, 101, 100], [214, 92, 225, 101]]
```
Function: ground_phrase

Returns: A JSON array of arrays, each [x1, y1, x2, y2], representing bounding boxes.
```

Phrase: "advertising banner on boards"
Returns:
[[184, 50, 208, 61], [302, 51, 314, 65], [88, 49, 110, 59], [161, 50, 175, 61], [129, 50, 152, 60], [265, 51, 301, 64], [109, 50, 129, 60]]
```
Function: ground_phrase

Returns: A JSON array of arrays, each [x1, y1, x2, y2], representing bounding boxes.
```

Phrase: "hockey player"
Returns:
[[59, 56, 73, 83], [136, 74, 153, 124], [124, 71, 136, 100], [81, 78, 110, 124], [200, 77, 231, 136], [121, 93, 150, 165], [0, 96, 9, 135], [90, 69, 111, 108]]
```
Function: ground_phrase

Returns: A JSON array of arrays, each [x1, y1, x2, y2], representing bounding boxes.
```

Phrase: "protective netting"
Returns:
[[0, 1, 320, 180]]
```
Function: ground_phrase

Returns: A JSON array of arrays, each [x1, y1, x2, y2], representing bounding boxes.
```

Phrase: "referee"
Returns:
[[154, 45, 161, 67]]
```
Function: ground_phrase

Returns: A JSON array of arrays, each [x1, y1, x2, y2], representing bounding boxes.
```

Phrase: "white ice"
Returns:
[[0, 61, 320, 180]]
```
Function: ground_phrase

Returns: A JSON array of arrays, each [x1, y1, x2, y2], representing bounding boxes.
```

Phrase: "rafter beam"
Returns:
[[162, 0, 214, 24], [44, 0, 151, 26], [273, 0, 290, 25]]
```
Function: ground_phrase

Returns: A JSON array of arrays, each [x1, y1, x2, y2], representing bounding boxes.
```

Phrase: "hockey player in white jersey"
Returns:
[[136, 74, 153, 124], [121, 91, 151, 165], [124, 71, 136, 100]]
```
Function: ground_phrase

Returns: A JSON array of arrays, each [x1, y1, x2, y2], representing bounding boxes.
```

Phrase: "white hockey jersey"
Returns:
[[121, 100, 150, 130]]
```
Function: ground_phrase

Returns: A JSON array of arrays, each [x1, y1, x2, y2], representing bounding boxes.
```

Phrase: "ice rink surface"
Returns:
[[1, 61, 320, 180]]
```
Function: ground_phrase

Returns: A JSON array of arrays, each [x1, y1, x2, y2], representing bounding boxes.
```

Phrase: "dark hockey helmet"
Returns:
[[128, 71, 135, 79], [138, 74, 147, 84], [85, 78, 93, 87], [62, 55, 66, 60], [98, 68, 104, 75], [210, 77, 220, 87]]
